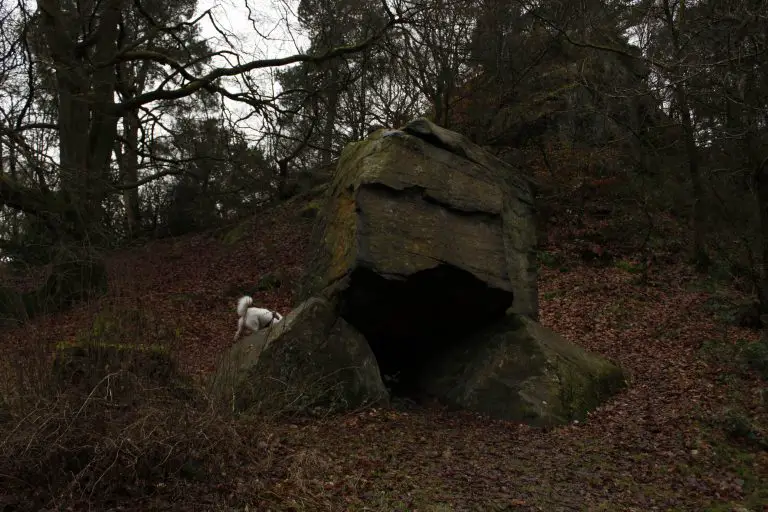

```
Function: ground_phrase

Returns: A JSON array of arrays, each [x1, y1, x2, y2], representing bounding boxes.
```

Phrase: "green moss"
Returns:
[[425, 314, 625, 426], [324, 194, 358, 284], [55, 340, 168, 354], [615, 258, 645, 274], [553, 344, 625, 420], [297, 140, 377, 300], [221, 220, 251, 245], [536, 250, 563, 269], [699, 433, 768, 511], [298, 198, 324, 219]]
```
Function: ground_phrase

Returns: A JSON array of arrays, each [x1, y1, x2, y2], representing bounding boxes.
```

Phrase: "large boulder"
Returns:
[[213, 296, 388, 415], [420, 314, 626, 426], [218, 118, 624, 425], [301, 118, 538, 319], [300, 118, 541, 395]]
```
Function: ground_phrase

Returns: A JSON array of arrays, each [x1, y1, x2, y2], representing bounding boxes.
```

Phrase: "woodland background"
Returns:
[[0, 0, 766, 293], [1, 0, 768, 510]]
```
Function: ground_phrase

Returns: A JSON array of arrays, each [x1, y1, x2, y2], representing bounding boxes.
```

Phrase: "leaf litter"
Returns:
[[1, 199, 766, 511]]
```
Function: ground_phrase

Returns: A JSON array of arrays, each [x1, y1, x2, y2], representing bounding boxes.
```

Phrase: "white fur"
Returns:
[[233, 295, 283, 341]]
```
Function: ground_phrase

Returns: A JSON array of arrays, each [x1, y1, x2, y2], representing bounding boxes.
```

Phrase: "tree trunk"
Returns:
[[321, 65, 339, 166], [121, 110, 141, 237], [39, 0, 123, 242], [757, 165, 768, 323], [277, 160, 290, 198], [662, 0, 709, 271], [674, 86, 709, 271], [749, 126, 768, 327]]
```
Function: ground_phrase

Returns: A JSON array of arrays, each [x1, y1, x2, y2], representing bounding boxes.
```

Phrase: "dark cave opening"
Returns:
[[339, 265, 514, 398]]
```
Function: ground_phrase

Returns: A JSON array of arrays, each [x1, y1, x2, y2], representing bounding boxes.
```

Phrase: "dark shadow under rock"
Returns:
[[340, 264, 513, 396]]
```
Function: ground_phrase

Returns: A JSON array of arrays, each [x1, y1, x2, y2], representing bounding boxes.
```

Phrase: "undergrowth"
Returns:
[[0, 295, 259, 511], [3, 195, 768, 510]]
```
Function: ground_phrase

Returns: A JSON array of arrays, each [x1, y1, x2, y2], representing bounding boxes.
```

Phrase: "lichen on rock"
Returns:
[[219, 118, 624, 425]]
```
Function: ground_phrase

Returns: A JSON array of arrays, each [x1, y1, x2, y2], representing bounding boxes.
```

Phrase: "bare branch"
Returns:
[[111, 11, 405, 112]]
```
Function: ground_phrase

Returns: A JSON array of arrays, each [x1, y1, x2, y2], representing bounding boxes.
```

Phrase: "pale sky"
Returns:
[[197, 0, 305, 56], [192, 0, 312, 137]]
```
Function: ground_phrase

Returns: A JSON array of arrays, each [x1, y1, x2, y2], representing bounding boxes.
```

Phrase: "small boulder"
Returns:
[[420, 314, 626, 426], [214, 296, 388, 415]]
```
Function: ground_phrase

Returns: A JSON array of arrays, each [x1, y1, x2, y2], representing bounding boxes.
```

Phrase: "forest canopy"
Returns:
[[0, 0, 765, 308]]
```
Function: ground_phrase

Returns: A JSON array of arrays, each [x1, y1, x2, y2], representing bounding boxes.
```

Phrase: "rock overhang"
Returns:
[[300, 118, 538, 320], [338, 263, 514, 395], [354, 182, 512, 292]]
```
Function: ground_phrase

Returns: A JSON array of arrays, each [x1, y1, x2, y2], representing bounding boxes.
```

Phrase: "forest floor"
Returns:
[[1, 193, 768, 511]]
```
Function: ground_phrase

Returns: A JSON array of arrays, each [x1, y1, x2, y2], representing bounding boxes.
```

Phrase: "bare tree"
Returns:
[[112, 0, 207, 237], [395, 0, 476, 129], [512, 0, 742, 270], [0, 0, 408, 245]]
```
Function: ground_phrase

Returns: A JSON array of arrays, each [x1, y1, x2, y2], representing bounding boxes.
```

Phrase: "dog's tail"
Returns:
[[236, 295, 253, 318]]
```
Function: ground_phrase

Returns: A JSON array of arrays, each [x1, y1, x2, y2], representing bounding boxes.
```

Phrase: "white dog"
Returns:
[[233, 295, 283, 341]]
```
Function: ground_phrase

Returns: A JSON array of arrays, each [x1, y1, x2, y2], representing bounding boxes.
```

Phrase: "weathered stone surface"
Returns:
[[236, 118, 626, 425], [214, 296, 388, 415], [301, 117, 538, 319], [420, 314, 626, 426]]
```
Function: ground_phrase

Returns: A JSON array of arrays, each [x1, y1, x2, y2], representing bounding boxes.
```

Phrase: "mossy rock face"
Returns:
[[421, 314, 626, 426], [299, 117, 538, 319], [221, 220, 251, 245], [213, 296, 388, 416], [298, 198, 324, 219]]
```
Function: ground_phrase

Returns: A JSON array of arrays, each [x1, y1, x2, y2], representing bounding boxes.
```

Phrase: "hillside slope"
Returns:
[[1, 194, 766, 511]]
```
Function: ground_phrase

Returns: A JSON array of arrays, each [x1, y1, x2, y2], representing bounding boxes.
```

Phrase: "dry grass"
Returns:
[[0, 287, 268, 512]]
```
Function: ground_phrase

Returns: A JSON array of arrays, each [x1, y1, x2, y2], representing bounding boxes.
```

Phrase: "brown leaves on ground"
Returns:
[[1, 200, 767, 511], [1, 202, 313, 379]]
